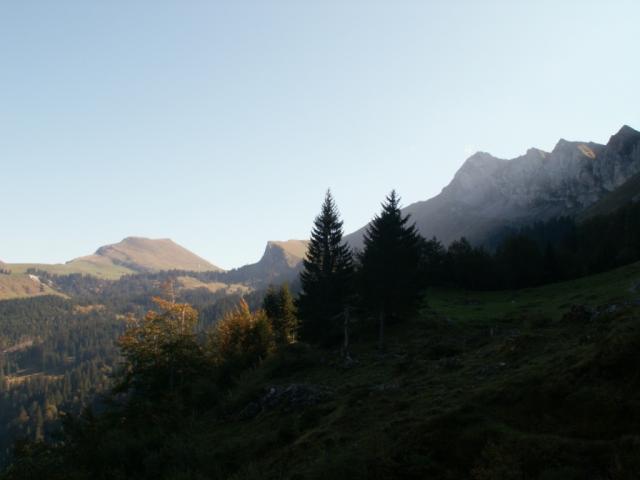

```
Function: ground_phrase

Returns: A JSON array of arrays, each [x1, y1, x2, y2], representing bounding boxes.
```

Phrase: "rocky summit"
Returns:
[[347, 125, 640, 248]]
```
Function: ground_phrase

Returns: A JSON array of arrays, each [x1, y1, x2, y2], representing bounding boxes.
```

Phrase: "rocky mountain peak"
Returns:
[[525, 147, 548, 158], [607, 125, 640, 156], [261, 240, 309, 268], [226, 240, 309, 288], [458, 151, 503, 171], [346, 125, 640, 249]]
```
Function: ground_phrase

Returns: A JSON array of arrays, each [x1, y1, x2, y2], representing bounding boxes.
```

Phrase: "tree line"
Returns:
[[294, 190, 640, 349]]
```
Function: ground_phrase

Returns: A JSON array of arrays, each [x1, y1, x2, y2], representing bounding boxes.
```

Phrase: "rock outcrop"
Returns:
[[222, 240, 308, 287]]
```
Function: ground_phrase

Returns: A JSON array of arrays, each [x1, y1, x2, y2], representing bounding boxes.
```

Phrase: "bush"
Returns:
[[208, 300, 275, 381]]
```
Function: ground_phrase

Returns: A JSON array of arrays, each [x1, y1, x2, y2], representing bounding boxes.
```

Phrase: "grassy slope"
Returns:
[[430, 261, 640, 322], [5, 236, 222, 286], [82, 237, 223, 273], [7, 260, 134, 280], [190, 262, 640, 479], [177, 275, 250, 294], [0, 274, 64, 301]]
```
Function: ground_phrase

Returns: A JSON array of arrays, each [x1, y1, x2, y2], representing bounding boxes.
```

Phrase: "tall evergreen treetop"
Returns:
[[360, 190, 423, 327], [298, 190, 353, 344]]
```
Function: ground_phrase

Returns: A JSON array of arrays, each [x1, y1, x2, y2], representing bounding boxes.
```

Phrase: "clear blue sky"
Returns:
[[2, 1, 639, 269]]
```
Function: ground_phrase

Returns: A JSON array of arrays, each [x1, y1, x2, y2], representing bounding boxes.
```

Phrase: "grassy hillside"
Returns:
[[199, 263, 640, 479], [430, 260, 640, 322], [0, 273, 63, 300], [7, 259, 135, 280], [2, 237, 223, 294], [10, 262, 640, 479], [177, 275, 250, 295], [79, 237, 222, 273]]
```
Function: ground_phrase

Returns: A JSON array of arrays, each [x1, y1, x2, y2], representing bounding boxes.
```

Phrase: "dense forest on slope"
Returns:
[[0, 296, 120, 463], [421, 200, 640, 291], [0, 279, 270, 467]]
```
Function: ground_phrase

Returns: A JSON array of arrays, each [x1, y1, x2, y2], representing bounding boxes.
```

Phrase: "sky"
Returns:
[[1, 1, 639, 269]]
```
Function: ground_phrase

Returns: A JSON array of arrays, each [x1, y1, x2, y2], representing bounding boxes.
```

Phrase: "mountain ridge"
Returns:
[[218, 239, 309, 288], [346, 125, 640, 249], [71, 236, 223, 274]]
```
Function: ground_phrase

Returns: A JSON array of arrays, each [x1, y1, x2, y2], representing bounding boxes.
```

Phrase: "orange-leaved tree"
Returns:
[[208, 299, 275, 380], [118, 295, 206, 398]]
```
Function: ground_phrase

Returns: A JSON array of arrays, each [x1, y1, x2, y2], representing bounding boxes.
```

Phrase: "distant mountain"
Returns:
[[220, 240, 309, 288], [72, 237, 223, 273], [346, 125, 640, 248], [3, 239, 307, 301]]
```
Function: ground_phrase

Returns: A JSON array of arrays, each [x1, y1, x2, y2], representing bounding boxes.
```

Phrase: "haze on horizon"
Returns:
[[1, 1, 639, 269]]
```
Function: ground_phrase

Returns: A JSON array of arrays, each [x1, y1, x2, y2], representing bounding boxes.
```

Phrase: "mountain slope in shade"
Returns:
[[346, 125, 640, 248], [72, 237, 223, 273], [579, 170, 640, 220]]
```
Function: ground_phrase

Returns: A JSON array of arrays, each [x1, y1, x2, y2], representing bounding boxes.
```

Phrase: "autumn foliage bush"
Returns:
[[208, 299, 275, 380]]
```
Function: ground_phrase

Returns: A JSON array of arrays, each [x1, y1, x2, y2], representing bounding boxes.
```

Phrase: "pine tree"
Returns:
[[298, 190, 353, 344], [359, 190, 422, 349], [263, 284, 298, 345], [420, 236, 447, 286]]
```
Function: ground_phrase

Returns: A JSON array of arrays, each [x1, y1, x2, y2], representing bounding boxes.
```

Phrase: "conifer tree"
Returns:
[[263, 284, 298, 345], [359, 190, 422, 349], [298, 190, 353, 344]]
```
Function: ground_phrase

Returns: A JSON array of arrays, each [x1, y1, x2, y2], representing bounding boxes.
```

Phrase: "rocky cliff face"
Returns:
[[221, 240, 309, 288], [347, 125, 640, 248]]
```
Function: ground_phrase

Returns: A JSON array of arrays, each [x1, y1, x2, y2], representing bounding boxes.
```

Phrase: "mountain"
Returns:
[[2, 239, 306, 300], [346, 125, 640, 248], [5, 237, 221, 280], [72, 237, 223, 273], [579, 170, 640, 219], [221, 240, 309, 287]]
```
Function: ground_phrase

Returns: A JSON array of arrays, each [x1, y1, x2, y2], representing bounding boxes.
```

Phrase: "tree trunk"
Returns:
[[343, 307, 350, 358], [378, 311, 385, 351]]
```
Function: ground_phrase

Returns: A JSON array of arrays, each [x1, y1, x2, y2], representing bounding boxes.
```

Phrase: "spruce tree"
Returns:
[[359, 190, 422, 349], [298, 190, 353, 344], [262, 284, 298, 345]]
